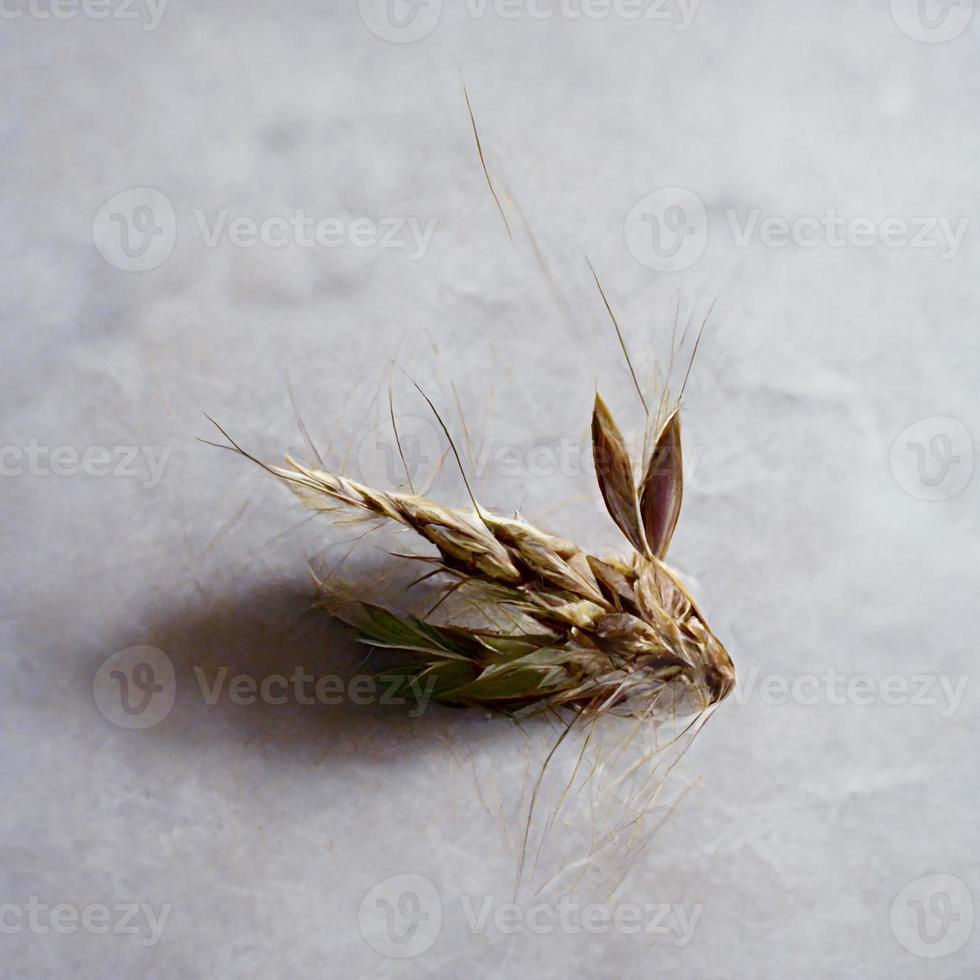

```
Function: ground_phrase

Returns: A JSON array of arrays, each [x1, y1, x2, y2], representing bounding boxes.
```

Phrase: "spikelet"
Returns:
[[255, 374, 734, 724]]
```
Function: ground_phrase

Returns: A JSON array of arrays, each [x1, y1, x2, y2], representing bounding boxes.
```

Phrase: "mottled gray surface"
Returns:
[[2, 2, 979, 977]]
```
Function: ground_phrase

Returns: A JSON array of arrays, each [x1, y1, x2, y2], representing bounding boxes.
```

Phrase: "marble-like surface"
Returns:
[[2, 2, 978, 976]]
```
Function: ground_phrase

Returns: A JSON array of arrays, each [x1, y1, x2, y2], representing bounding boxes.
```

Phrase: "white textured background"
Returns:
[[2, 1, 979, 977]]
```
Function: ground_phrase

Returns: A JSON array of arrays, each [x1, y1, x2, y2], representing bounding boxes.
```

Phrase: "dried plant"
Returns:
[[204, 94, 735, 895], [207, 325, 734, 729], [206, 276, 735, 894]]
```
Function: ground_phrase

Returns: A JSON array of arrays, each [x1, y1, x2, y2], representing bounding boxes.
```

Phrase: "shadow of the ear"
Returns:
[[119, 581, 501, 769]]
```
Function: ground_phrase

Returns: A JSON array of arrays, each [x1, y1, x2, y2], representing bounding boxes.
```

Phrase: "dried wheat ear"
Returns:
[[223, 371, 735, 723]]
